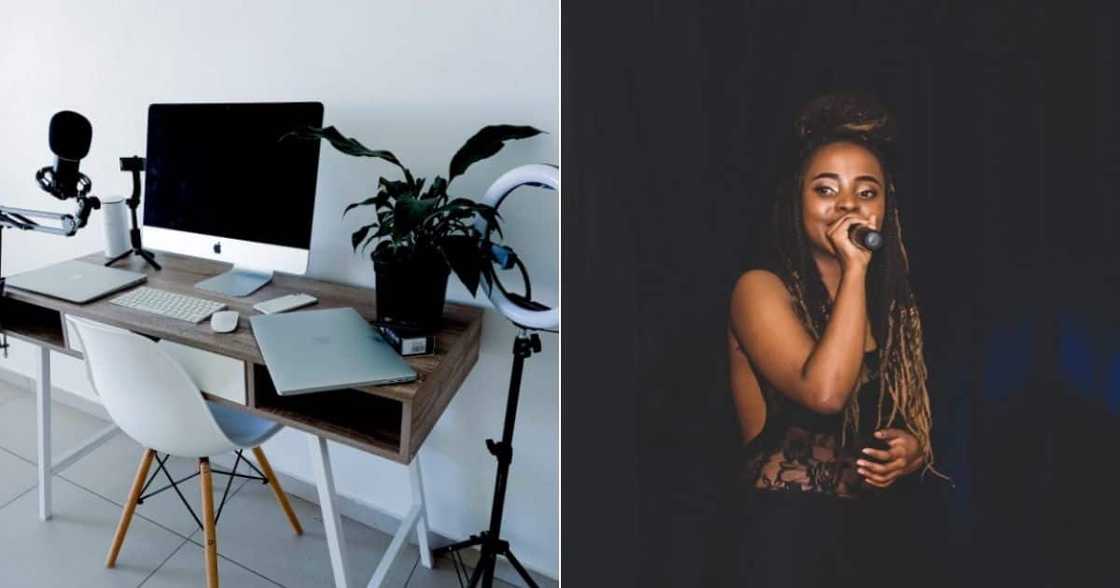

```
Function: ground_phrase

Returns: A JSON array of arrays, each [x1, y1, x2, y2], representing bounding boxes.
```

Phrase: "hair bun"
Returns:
[[796, 92, 895, 147]]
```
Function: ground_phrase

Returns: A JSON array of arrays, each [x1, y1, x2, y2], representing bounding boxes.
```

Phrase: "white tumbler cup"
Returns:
[[102, 197, 130, 258]]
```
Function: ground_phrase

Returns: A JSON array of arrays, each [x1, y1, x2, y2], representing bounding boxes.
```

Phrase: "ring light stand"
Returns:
[[433, 164, 558, 588]]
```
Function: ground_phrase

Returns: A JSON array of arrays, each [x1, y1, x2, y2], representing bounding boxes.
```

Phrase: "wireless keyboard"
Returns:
[[110, 287, 227, 323]]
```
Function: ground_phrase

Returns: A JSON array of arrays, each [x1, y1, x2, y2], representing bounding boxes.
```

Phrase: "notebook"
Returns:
[[250, 307, 417, 396], [5, 260, 147, 304]]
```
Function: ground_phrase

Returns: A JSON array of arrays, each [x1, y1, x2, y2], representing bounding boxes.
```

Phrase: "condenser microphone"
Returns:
[[40, 111, 93, 199], [849, 224, 884, 251]]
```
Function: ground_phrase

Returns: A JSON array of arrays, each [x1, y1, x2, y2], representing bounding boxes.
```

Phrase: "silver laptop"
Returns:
[[5, 260, 147, 304], [250, 307, 417, 396]]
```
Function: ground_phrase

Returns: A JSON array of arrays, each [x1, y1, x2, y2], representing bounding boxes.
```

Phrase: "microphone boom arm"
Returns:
[[0, 194, 98, 357], [0, 200, 91, 236], [0, 191, 99, 236]]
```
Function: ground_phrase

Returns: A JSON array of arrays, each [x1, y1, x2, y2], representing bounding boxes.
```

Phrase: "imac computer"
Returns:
[[142, 102, 324, 296]]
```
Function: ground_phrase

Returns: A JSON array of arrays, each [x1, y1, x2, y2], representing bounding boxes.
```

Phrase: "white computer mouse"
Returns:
[[210, 310, 239, 333]]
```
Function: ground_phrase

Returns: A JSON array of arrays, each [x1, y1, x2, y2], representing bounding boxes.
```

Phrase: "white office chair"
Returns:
[[65, 316, 302, 588]]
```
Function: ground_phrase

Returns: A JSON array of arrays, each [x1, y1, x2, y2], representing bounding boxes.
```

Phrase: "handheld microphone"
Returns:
[[37, 111, 93, 200], [849, 224, 884, 251]]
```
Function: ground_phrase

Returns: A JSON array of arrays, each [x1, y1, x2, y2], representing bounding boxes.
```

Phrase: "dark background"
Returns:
[[564, 1, 1120, 586]]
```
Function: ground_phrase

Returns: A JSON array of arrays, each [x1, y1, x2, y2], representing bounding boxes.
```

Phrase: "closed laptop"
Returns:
[[5, 260, 147, 304], [250, 307, 417, 396]]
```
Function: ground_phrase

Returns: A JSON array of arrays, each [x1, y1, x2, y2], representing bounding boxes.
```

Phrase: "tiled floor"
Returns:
[[0, 380, 554, 588]]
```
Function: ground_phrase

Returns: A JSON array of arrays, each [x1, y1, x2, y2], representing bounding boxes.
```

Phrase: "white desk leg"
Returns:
[[36, 346, 51, 521], [310, 435, 349, 588], [366, 455, 431, 588], [411, 456, 433, 569]]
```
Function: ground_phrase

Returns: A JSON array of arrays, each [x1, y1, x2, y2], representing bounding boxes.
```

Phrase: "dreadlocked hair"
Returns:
[[764, 92, 950, 482]]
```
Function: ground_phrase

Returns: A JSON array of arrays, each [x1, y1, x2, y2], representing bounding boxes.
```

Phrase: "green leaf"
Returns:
[[351, 224, 376, 251], [473, 204, 504, 239], [448, 125, 544, 183], [422, 199, 472, 228], [360, 223, 394, 253], [283, 126, 407, 170], [440, 235, 485, 297], [428, 198, 478, 218], [379, 177, 411, 199], [374, 223, 393, 238], [343, 196, 379, 217], [392, 197, 438, 240], [373, 190, 392, 211], [423, 176, 447, 201]]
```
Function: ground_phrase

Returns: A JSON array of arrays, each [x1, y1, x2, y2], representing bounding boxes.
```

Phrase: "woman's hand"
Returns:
[[825, 213, 878, 274], [856, 428, 923, 488]]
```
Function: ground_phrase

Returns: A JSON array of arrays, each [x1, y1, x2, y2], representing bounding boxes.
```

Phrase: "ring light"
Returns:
[[474, 164, 559, 332]]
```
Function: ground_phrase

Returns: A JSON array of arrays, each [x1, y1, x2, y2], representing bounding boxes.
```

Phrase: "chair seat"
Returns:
[[206, 401, 283, 449]]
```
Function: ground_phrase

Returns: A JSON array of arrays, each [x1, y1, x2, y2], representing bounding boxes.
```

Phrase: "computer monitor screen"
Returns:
[[142, 102, 324, 295]]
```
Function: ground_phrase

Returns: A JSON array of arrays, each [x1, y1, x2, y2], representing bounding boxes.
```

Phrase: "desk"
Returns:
[[1, 250, 484, 588]]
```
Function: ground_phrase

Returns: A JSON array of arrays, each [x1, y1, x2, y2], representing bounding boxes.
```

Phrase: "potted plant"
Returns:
[[285, 124, 544, 329]]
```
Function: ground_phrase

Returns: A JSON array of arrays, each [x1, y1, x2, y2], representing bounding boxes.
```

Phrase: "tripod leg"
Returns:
[[104, 249, 132, 267], [138, 249, 162, 270], [434, 535, 485, 554], [433, 534, 485, 556], [482, 563, 495, 588], [467, 546, 489, 588], [503, 549, 540, 588]]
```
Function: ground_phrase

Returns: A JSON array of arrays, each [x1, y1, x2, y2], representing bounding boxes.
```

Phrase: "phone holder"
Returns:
[[104, 156, 161, 270]]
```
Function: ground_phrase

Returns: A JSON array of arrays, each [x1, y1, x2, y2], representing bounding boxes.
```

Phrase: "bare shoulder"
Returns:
[[730, 269, 789, 311], [728, 268, 803, 356]]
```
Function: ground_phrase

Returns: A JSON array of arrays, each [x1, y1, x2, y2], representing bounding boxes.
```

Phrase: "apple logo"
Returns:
[[213, 242, 222, 254]]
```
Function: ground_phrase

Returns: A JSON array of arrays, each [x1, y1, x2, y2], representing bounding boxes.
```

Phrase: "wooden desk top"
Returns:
[[2, 250, 485, 463]]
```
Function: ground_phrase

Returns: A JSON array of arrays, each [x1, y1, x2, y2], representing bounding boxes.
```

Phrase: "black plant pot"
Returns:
[[373, 254, 451, 331]]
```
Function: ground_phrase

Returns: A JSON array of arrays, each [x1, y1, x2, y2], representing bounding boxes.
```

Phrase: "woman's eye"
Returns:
[[859, 190, 878, 199], [814, 186, 834, 196]]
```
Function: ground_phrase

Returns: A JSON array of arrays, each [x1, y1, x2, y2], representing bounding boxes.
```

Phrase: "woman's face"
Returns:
[[800, 141, 888, 258]]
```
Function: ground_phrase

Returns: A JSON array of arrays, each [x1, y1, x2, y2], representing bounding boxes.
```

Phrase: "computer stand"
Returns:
[[195, 267, 273, 297], [104, 156, 160, 271], [433, 331, 541, 588]]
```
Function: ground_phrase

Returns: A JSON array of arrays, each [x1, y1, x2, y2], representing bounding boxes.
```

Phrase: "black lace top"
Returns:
[[745, 349, 897, 498]]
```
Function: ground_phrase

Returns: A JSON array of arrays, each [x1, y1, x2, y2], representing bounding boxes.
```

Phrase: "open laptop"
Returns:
[[5, 260, 147, 304], [250, 307, 417, 396]]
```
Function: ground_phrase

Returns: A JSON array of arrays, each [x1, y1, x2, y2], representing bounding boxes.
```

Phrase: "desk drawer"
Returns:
[[64, 317, 247, 405], [157, 340, 247, 405]]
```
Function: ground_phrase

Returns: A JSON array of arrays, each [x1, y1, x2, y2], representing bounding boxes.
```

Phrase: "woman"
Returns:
[[728, 93, 949, 587]]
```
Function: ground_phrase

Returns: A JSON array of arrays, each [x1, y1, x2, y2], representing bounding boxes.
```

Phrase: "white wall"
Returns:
[[0, 1, 558, 578]]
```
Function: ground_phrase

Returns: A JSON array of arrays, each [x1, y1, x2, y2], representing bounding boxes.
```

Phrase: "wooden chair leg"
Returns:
[[251, 446, 303, 535], [107, 448, 156, 567], [199, 458, 219, 588]]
